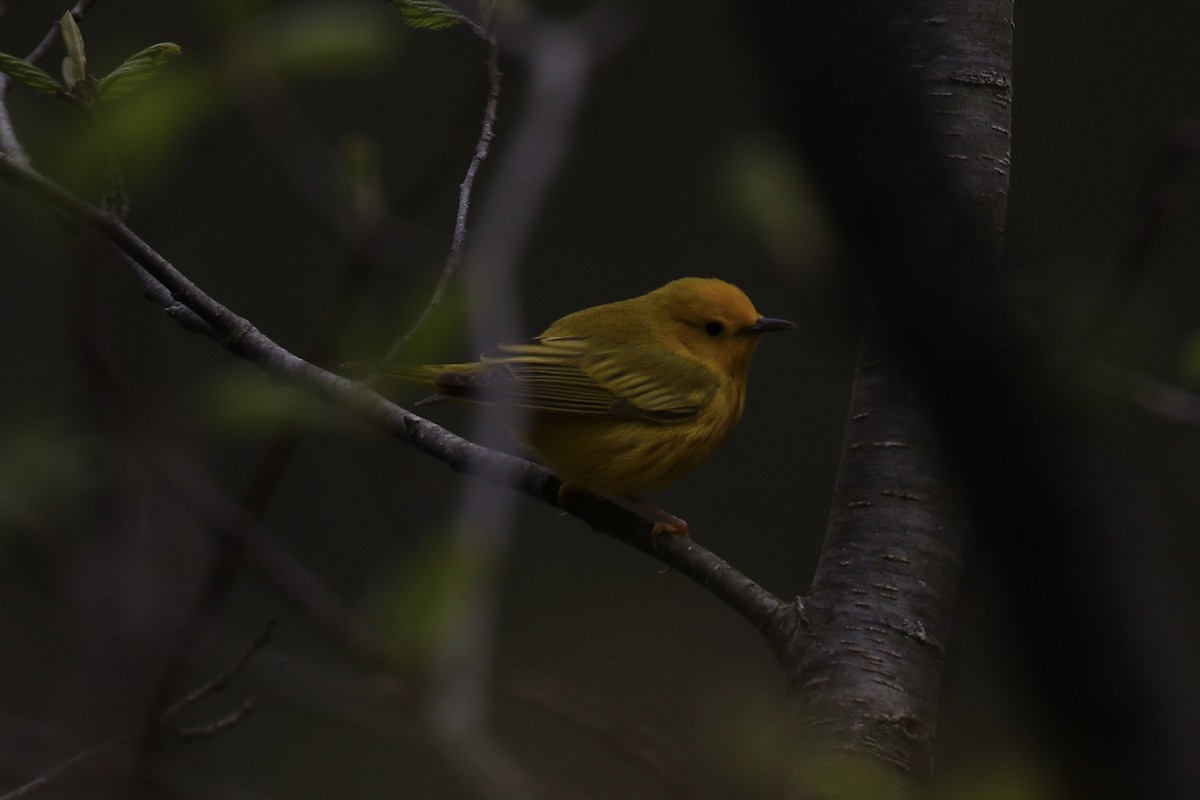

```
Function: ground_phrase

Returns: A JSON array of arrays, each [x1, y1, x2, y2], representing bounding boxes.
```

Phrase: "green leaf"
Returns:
[[387, 0, 469, 31], [0, 52, 64, 95], [96, 42, 182, 101], [60, 12, 87, 86]]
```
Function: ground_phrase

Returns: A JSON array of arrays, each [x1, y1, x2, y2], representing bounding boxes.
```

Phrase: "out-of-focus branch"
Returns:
[[1085, 362, 1200, 429], [1064, 119, 1200, 366], [414, 12, 638, 794], [498, 675, 698, 800], [0, 625, 272, 800]]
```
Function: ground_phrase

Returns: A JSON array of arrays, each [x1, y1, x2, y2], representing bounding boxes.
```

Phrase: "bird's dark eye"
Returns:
[[704, 321, 724, 337]]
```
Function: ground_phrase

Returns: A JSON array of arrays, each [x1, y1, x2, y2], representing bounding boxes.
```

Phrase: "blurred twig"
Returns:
[[0, 624, 272, 800], [0, 711, 291, 800], [1085, 361, 1200, 429], [1063, 119, 1200, 366], [421, 11, 639, 791], [498, 675, 698, 800]]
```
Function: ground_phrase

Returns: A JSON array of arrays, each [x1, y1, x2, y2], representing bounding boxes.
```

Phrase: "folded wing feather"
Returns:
[[432, 336, 716, 421]]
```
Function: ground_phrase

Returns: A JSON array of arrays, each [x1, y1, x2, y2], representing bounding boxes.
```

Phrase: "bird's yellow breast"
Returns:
[[522, 376, 746, 497]]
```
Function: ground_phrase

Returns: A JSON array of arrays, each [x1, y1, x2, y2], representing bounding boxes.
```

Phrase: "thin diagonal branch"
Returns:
[[382, 37, 502, 365], [162, 624, 276, 719], [0, 151, 790, 636]]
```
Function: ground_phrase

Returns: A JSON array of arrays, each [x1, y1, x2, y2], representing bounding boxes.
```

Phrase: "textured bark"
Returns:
[[898, 1, 1013, 239], [782, 329, 963, 788], [757, 1, 1014, 794]]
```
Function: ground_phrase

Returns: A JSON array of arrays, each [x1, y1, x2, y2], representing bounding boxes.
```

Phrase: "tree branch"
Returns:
[[0, 150, 790, 636], [382, 37, 503, 365]]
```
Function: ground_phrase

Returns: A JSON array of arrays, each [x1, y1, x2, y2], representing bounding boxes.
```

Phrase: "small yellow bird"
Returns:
[[377, 277, 795, 538]]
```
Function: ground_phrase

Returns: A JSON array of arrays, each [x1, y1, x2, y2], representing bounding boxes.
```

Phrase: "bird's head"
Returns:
[[650, 277, 796, 380]]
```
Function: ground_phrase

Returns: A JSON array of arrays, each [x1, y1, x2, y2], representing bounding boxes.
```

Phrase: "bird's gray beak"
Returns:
[[743, 316, 798, 334]]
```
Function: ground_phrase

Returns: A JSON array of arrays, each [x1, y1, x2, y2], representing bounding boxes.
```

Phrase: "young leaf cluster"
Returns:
[[0, 12, 180, 106]]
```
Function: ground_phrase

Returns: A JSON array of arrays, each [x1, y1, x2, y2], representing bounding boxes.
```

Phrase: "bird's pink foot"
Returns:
[[627, 496, 690, 540]]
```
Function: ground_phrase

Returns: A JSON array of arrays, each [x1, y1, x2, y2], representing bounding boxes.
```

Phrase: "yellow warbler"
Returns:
[[377, 277, 795, 538]]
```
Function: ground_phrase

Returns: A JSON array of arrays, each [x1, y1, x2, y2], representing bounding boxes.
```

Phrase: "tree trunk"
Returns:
[[757, 1, 1014, 795]]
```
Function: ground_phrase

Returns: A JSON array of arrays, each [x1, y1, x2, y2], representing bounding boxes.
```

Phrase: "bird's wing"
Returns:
[[430, 336, 717, 421]]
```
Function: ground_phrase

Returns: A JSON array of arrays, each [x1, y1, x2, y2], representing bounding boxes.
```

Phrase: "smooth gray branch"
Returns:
[[0, 150, 790, 638]]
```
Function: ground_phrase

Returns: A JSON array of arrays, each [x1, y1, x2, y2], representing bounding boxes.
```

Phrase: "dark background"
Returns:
[[1, 1, 1198, 797]]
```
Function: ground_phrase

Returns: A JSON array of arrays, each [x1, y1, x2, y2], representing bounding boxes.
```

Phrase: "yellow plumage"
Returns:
[[378, 277, 795, 537]]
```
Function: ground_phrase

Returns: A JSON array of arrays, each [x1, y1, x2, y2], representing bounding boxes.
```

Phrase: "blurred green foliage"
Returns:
[[362, 528, 489, 664], [1177, 328, 1200, 388], [0, 416, 88, 542], [249, 2, 405, 78], [715, 133, 837, 275]]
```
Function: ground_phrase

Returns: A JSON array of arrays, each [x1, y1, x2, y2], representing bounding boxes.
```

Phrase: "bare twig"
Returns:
[[0, 625, 271, 800], [0, 739, 114, 800], [167, 696, 262, 742], [0, 711, 291, 800], [381, 37, 503, 365], [162, 623, 276, 718]]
